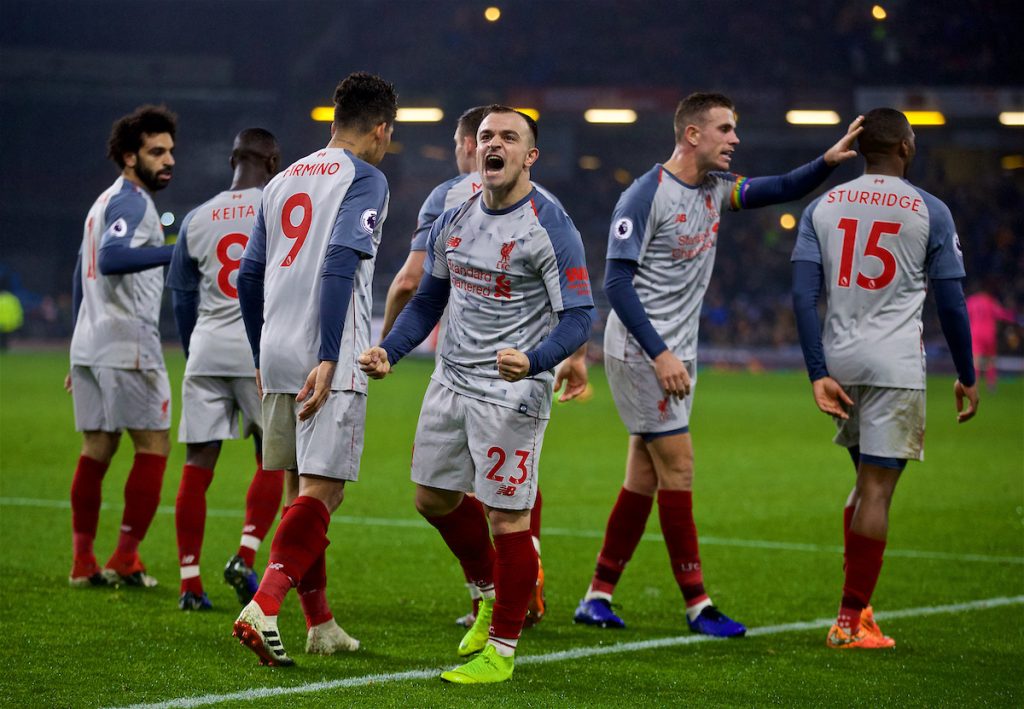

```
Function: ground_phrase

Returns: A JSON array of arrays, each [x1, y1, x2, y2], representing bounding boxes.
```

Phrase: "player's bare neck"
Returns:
[[231, 165, 270, 191], [483, 177, 532, 211], [663, 147, 704, 186], [864, 158, 906, 179], [122, 169, 151, 194]]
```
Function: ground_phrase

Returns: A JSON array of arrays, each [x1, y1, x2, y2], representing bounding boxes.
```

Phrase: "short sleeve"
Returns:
[[606, 169, 660, 263], [100, 188, 147, 247], [327, 162, 389, 258], [921, 191, 966, 280], [166, 209, 200, 291], [410, 179, 454, 252], [242, 203, 267, 265], [791, 197, 823, 264], [425, 204, 463, 280], [535, 199, 594, 312]]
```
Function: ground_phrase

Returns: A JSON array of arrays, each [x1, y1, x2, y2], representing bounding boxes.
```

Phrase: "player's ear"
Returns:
[[267, 155, 279, 173], [684, 123, 700, 147], [123, 152, 137, 169], [330, 122, 337, 138], [524, 146, 539, 169]]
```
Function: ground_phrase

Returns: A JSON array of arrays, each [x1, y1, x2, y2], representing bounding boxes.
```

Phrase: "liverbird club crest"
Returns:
[[496, 241, 515, 271]]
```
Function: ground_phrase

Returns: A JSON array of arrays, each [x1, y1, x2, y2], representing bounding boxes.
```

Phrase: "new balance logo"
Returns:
[[494, 274, 512, 299], [496, 485, 517, 496], [874, 178, 886, 184], [232, 193, 243, 200], [676, 213, 688, 223], [447, 235, 462, 248]]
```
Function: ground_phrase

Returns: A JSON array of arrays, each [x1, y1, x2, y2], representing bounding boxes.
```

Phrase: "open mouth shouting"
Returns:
[[484, 152, 505, 178]]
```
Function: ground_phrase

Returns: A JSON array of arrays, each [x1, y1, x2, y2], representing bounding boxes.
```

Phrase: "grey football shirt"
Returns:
[[792, 174, 965, 389]]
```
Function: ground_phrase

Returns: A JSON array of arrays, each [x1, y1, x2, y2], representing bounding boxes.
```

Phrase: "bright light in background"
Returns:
[[311, 107, 333, 122], [998, 112, 1024, 126], [786, 110, 841, 125], [396, 108, 444, 123], [584, 109, 637, 124], [779, 213, 796, 230], [1001, 155, 1024, 170], [386, 141, 403, 154], [872, 4, 887, 20], [578, 156, 601, 170], [516, 107, 540, 121], [903, 111, 945, 126], [614, 168, 632, 185], [160, 212, 175, 227], [484, 6, 501, 21]]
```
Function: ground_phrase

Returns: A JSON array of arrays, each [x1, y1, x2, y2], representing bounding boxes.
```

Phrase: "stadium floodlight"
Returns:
[[396, 108, 444, 123], [998, 112, 1024, 126], [872, 4, 887, 20], [578, 156, 601, 170], [584, 109, 637, 124], [786, 110, 841, 125], [903, 111, 945, 126], [516, 108, 540, 120], [485, 6, 501, 22], [1001, 155, 1024, 170], [310, 106, 334, 122], [779, 213, 796, 230]]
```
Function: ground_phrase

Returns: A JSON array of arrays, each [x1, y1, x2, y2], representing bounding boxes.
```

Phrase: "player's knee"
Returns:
[[82, 431, 119, 463], [413, 486, 460, 518]]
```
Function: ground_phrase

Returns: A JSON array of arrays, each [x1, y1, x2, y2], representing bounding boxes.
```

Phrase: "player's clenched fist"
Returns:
[[358, 346, 392, 379], [496, 348, 530, 382]]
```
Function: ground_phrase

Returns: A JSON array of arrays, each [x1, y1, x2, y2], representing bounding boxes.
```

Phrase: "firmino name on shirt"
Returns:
[[283, 161, 343, 178], [825, 189, 922, 211], [211, 205, 257, 221]]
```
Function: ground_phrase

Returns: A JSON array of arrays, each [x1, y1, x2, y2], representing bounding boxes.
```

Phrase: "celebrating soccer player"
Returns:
[[231, 73, 397, 666], [67, 105, 177, 588], [573, 93, 863, 636], [360, 106, 595, 684], [382, 105, 581, 629], [166, 129, 286, 612], [791, 108, 978, 649]]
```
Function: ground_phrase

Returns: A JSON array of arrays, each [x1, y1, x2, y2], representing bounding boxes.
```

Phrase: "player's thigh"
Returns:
[[230, 377, 262, 439], [644, 430, 695, 488], [262, 393, 298, 471], [853, 386, 925, 462], [410, 381, 474, 494], [605, 354, 696, 435], [295, 390, 367, 480], [179, 376, 239, 443], [71, 365, 115, 433], [95, 367, 171, 432], [465, 397, 547, 511]]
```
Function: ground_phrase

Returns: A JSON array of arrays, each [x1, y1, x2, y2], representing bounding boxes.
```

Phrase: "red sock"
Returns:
[[490, 530, 539, 643], [425, 495, 495, 587], [842, 504, 855, 572], [175, 464, 213, 594], [238, 465, 284, 567], [658, 489, 707, 607], [297, 552, 333, 629], [253, 495, 331, 616], [590, 487, 653, 595], [114, 453, 167, 557], [529, 488, 543, 541], [839, 530, 887, 631], [70, 455, 109, 562]]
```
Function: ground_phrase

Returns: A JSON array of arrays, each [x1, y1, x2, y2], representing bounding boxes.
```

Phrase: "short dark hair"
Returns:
[[673, 92, 734, 142], [456, 106, 488, 141], [858, 108, 912, 157], [333, 72, 398, 133], [107, 105, 177, 168], [233, 127, 280, 163], [479, 105, 538, 145]]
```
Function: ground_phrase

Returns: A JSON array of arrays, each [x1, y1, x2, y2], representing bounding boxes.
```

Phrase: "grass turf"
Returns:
[[0, 350, 1021, 707]]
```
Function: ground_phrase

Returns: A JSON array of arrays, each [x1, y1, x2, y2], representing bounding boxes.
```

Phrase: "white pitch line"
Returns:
[[111, 594, 1024, 709], [3, 495, 1022, 565]]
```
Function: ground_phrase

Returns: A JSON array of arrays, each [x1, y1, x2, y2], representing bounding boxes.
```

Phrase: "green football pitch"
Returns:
[[1, 350, 1021, 708]]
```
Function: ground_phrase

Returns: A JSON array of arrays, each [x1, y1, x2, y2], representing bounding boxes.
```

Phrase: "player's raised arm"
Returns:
[[730, 116, 865, 211]]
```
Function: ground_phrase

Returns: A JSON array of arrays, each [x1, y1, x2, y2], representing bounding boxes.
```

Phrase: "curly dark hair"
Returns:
[[106, 105, 177, 168], [333, 72, 398, 134], [858, 108, 912, 158]]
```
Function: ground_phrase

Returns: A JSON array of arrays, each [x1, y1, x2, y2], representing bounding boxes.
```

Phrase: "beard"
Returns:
[[135, 161, 172, 192]]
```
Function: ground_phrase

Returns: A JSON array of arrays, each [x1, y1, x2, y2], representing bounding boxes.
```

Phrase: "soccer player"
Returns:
[[966, 281, 1018, 390], [166, 128, 286, 611], [360, 105, 595, 684], [382, 105, 569, 628], [67, 105, 177, 588], [573, 93, 864, 636], [791, 108, 978, 649], [231, 72, 397, 666]]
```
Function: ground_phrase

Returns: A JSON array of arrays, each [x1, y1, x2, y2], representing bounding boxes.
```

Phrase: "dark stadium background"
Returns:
[[2, 0, 1021, 367]]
